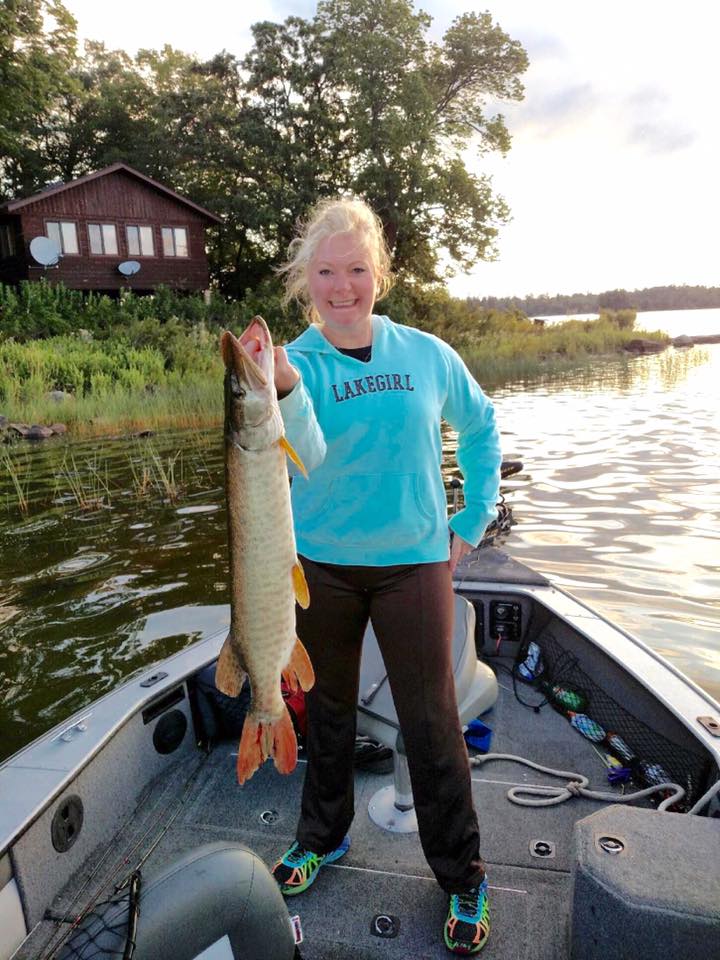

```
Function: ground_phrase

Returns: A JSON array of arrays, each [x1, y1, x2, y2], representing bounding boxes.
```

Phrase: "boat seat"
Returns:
[[57, 842, 296, 960], [357, 592, 498, 832]]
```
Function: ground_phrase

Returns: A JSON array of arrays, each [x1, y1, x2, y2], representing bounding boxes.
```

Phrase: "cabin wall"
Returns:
[[17, 171, 212, 292]]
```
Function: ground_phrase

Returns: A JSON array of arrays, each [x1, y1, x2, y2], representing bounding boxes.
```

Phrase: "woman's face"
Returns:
[[307, 231, 377, 342]]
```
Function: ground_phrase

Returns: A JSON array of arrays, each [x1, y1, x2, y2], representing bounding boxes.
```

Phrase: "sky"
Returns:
[[61, 0, 720, 299]]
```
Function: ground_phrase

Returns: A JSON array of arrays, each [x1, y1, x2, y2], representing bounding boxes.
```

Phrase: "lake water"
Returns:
[[1, 307, 719, 762]]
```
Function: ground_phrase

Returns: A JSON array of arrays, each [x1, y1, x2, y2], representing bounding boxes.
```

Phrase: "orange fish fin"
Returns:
[[281, 665, 299, 694], [215, 634, 246, 698], [286, 636, 315, 693], [271, 707, 298, 775], [279, 436, 308, 479], [236, 707, 298, 784], [292, 560, 310, 609], [237, 716, 264, 784]]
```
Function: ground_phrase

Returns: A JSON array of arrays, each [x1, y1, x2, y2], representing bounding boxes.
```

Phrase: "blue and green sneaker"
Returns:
[[272, 836, 350, 896], [444, 876, 490, 955]]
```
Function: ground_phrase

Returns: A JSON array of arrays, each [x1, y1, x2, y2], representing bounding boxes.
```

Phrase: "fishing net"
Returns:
[[47, 872, 140, 960], [516, 631, 711, 812]]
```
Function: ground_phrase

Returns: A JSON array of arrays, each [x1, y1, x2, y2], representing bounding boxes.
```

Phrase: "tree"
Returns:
[[0, 0, 79, 198], [242, 0, 528, 283]]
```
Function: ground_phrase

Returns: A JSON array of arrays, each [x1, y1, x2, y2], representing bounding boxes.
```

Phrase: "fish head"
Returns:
[[221, 317, 284, 450]]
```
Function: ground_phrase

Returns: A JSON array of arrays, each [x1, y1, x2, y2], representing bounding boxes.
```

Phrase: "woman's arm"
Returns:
[[441, 345, 502, 549], [276, 346, 327, 476]]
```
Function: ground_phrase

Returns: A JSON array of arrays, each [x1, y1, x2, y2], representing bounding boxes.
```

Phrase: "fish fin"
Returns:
[[271, 707, 298, 775], [279, 436, 308, 479], [215, 634, 246, 698], [236, 707, 297, 784], [292, 560, 310, 609], [285, 637, 315, 693]]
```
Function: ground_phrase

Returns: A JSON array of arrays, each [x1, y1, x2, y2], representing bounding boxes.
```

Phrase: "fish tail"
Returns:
[[215, 634, 246, 697], [236, 706, 298, 784], [281, 637, 315, 693]]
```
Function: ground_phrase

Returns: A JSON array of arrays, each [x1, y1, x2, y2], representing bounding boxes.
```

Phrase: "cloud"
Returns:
[[627, 122, 697, 153], [505, 82, 600, 137], [515, 29, 568, 62], [622, 85, 697, 154]]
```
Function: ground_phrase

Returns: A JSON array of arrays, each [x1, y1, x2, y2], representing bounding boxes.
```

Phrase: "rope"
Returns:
[[470, 752, 687, 811], [687, 777, 720, 815]]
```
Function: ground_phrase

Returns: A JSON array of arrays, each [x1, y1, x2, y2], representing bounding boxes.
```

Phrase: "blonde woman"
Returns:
[[269, 198, 501, 955]]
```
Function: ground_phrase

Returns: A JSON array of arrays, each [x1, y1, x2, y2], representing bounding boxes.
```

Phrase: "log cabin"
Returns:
[[0, 163, 222, 294]]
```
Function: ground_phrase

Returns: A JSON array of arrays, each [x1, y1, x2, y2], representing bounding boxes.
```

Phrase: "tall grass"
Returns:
[[0, 279, 671, 436], [1, 448, 30, 514], [0, 333, 223, 435], [461, 315, 669, 386], [56, 452, 111, 510]]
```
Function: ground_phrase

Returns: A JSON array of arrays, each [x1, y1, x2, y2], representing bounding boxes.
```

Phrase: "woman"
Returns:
[[270, 197, 501, 955]]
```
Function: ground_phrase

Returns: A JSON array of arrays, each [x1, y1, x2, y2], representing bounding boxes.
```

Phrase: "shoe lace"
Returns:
[[286, 843, 313, 866], [455, 883, 485, 918]]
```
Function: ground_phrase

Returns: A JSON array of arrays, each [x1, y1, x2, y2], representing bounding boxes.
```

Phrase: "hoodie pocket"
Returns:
[[317, 472, 439, 549]]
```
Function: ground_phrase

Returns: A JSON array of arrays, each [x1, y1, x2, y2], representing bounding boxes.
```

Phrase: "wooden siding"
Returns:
[[4, 170, 216, 292]]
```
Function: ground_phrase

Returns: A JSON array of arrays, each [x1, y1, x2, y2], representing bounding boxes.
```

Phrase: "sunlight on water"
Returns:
[[0, 336, 718, 761], [488, 344, 720, 704]]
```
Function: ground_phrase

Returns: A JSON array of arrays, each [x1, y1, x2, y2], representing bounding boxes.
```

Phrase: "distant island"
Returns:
[[472, 284, 720, 317]]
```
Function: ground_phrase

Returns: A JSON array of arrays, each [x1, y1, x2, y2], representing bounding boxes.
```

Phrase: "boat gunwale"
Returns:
[[456, 577, 720, 764]]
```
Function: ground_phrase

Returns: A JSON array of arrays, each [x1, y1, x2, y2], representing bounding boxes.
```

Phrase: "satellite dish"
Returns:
[[29, 236, 61, 267], [118, 260, 141, 277]]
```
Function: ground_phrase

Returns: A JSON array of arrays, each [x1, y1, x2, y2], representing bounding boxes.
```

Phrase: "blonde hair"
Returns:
[[279, 197, 394, 323]]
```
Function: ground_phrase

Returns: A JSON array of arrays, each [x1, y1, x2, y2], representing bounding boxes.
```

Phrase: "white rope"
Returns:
[[687, 777, 720, 815], [470, 752, 687, 811]]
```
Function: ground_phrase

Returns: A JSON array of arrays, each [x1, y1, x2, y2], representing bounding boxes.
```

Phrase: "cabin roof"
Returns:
[[0, 163, 223, 223]]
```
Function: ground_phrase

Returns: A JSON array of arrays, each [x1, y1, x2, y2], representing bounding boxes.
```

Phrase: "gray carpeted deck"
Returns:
[[23, 668, 636, 960]]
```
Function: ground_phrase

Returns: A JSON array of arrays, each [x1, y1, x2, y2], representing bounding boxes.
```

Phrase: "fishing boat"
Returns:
[[1, 478, 719, 960]]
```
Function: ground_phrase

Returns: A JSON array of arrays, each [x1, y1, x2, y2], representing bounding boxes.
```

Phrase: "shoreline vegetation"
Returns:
[[0, 280, 674, 440]]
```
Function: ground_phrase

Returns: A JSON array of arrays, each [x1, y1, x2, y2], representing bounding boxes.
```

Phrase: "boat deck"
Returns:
[[28, 671, 629, 960]]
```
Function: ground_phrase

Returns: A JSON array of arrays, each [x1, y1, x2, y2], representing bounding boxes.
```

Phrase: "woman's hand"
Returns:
[[275, 346, 299, 398], [449, 533, 473, 574]]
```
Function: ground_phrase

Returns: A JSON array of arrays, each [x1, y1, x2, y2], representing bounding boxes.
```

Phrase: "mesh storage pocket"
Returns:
[[518, 631, 711, 812]]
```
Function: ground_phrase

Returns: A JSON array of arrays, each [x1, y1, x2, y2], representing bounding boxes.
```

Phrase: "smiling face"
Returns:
[[307, 230, 377, 346]]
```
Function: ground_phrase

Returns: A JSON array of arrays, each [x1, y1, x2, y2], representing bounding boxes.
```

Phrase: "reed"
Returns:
[[128, 440, 187, 503], [56, 452, 111, 511], [148, 446, 184, 503], [1, 449, 30, 515]]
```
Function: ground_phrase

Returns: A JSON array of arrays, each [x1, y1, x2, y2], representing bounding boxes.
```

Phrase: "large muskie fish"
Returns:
[[216, 317, 314, 784]]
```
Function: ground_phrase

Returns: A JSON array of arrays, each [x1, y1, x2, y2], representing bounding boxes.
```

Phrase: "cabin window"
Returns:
[[161, 226, 188, 257], [0, 224, 17, 259], [88, 223, 118, 256], [126, 225, 154, 257], [46, 221, 79, 255]]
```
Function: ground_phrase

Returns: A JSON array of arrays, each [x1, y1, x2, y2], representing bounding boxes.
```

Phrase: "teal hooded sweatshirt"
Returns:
[[279, 314, 501, 566]]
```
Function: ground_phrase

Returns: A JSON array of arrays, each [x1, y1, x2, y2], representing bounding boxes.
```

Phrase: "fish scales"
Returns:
[[216, 317, 314, 784], [225, 440, 297, 720]]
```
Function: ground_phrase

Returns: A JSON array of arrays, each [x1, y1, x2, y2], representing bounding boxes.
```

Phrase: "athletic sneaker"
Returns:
[[444, 876, 490, 955], [272, 836, 351, 896]]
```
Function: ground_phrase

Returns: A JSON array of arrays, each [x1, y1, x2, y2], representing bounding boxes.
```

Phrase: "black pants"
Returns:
[[295, 557, 485, 893]]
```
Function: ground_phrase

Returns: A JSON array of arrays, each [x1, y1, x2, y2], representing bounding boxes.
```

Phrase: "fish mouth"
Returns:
[[221, 317, 272, 389]]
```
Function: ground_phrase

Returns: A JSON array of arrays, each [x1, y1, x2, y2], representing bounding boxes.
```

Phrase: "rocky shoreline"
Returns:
[[0, 417, 68, 442], [624, 333, 720, 354]]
